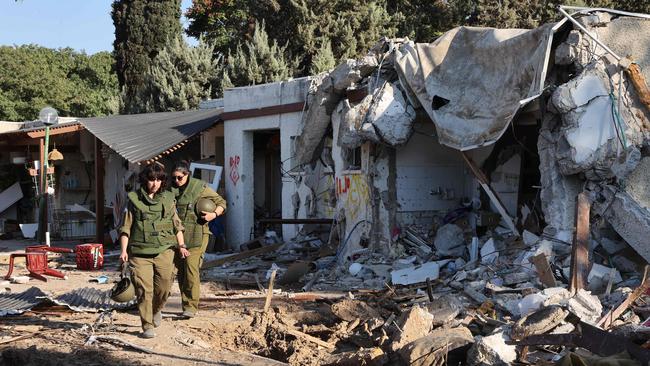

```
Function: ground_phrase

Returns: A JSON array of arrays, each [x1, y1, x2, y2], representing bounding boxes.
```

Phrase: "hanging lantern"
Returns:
[[48, 148, 64, 161]]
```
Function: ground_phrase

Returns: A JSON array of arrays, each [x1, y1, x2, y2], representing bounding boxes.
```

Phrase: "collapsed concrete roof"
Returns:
[[394, 23, 563, 150]]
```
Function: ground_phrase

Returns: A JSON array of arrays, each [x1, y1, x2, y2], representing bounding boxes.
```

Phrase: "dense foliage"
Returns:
[[112, 0, 182, 113], [0, 45, 119, 121]]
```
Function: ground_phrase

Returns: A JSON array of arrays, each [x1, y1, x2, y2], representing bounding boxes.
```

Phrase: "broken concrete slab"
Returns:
[[538, 115, 583, 234], [481, 238, 498, 264], [322, 347, 387, 366], [467, 327, 517, 366], [598, 188, 650, 264], [293, 75, 338, 166], [433, 223, 465, 257], [598, 237, 627, 255], [568, 289, 603, 325], [337, 97, 372, 149], [426, 294, 462, 326], [330, 59, 363, 93], [588, 263, 623, 286], [390, 304, 434, 352], [363, 82, 416, 146], [511, 306, 569, 340], [612, 255, 638, 273], [331, 298, 382, 322], [623, 156, 650, 211], [397, 326, 474, 366], [390, 261, 439, 286]]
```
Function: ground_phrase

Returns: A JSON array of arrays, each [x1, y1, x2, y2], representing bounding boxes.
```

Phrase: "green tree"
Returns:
[[216, 20, 298, 93], [185, 0, 397, 79], [0, 45, 119, 121], [136, 36, 219, 112], [112, 0, 182, 113]]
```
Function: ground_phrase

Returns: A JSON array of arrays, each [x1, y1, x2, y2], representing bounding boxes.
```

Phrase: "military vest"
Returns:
[[174, 177, 208, 248], [127, 189, 177, 255]]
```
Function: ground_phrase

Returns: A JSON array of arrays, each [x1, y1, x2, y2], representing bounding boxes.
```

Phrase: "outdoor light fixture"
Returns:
[[48, 144, 64, 161], [38, 106, 59, 125]]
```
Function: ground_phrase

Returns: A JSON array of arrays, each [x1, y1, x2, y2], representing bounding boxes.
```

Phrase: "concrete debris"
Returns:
[[397, 326, 474, 366], [511, 306, 569, 339], [331, 298, 381, 322], [390, 261, 439, 286], [598, 237, 627, 255], [433, 223, 465, 257], [322, 347, 386, 366], [363, 82, 416, 146], [567, 289, 603, 325], [467, 328, 517, 366], [11, 10, 650, 366], [588, 263, 623, 287], [390, 304, 434, 352], [480, 238, 498, 264], [426, 294, 462, 326], [337, 97, 372, 149]]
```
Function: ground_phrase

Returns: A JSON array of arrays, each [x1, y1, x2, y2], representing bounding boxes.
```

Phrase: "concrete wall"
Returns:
[[223, 78, 310, 248], [395, 122, 469, 226]]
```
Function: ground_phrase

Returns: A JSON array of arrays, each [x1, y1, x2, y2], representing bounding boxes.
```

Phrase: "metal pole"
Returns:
[[560, 6, 650, 20], [557, 6, 621, 62], [42, 126, 50, 246]]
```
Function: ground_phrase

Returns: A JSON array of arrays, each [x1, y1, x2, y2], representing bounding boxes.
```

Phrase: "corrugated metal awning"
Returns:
[[79, 109, 222, 164], [0, 287, 48, 316]]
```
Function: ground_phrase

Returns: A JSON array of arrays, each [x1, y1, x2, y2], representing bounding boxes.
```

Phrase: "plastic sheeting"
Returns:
[[394, 23, 562, 150]]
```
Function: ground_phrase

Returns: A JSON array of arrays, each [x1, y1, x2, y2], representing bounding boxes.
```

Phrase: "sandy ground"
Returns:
[[0, 240, 340, 366]]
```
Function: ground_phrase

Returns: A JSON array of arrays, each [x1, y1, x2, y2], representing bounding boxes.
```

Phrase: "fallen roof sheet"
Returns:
[[394, 22, 566, 150], [49, 287, 135, 312], [79, 109, 222, 164], [0, 287, 48, 316]]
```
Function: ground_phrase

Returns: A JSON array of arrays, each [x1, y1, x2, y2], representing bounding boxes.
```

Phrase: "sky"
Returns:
[[0, 0, 194, 55]]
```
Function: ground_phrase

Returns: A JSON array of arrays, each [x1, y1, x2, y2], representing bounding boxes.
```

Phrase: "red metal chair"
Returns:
[[4, 245, 74, 282]]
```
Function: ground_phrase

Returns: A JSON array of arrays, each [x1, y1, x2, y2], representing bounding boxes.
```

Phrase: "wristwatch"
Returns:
[[179, 244, 187, 249]]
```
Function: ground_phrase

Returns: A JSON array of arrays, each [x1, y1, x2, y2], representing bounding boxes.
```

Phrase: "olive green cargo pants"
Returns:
[[175, 241, 208, 314], [130, 248, 175, 330]]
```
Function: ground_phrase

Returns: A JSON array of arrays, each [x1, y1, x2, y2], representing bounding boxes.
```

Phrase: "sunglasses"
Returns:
[[147, 177, 162, 182], [173, 175, 186, 181]]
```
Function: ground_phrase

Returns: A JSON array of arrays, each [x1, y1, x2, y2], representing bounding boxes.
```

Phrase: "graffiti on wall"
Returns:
[[229, 155, 240, 186], [336, 175, 369, 221]]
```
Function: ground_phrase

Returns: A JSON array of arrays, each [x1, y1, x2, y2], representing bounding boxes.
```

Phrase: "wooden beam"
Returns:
[[598, 266, 650, 329], [264, 269, 277, 313], [529, 254, 557, 288], [461, 152, 519, 236], [95, 137, 105, 244], [220, 102, 305, 121], [569, 193, 590, 294], [26, 124, 83, 138], [201, 243, 283, 269]]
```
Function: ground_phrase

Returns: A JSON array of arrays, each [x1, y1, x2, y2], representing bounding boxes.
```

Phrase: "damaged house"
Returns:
[[213, 7, 650, 362], [7, 6, 650, 366]]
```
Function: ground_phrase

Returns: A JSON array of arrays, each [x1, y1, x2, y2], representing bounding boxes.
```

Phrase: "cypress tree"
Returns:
[[138, 36, 218, 112], [112, 0, 182, 114], [216, 21, 299, 93]]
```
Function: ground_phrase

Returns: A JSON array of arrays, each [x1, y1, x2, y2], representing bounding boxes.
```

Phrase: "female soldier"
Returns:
[[170, 160, 226, 318], [119, 163, 190, 338]]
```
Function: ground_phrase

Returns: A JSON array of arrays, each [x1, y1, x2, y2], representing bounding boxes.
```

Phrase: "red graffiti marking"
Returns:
[[229, 155, 240, 186], [335, 176, 351, 196]]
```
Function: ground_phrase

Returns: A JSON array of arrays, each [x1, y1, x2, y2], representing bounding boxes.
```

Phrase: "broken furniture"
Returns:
[[4, 245, 73, 281], [75, 243, 104, 270]]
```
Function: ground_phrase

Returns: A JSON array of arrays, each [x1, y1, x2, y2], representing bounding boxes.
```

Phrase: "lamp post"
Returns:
[[37, 107, 58, 246]]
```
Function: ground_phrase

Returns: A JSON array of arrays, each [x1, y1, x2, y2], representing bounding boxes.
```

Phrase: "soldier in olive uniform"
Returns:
[[170, 161, 226, 318], [119, 163, 190, 338]]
